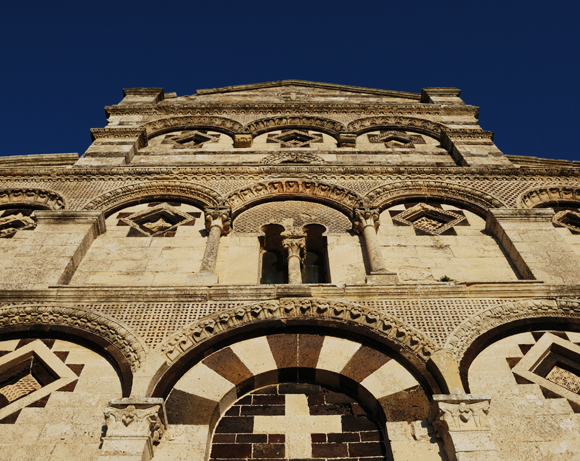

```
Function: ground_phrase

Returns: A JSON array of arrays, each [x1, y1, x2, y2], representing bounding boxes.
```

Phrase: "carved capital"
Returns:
[[104, 398, 167, 443], [353, 207, 380, 233], [204, 206, 232, 235], [234, 134, 253, 148], [281, 229, 306, 259], [429, 395, 491, 434]]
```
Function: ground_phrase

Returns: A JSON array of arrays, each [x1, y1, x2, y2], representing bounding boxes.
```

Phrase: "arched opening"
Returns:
[[260, 224, 287, 284], [302, 224, 329, 284]]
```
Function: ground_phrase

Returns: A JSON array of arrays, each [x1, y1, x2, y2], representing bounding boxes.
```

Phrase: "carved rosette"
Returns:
[[353, 207, 380, 233], [204, 205, 232, 235], [159, 298, 438, 364]]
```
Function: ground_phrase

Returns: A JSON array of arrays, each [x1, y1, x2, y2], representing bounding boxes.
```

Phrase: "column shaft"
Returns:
[[199, 224, 222, 273], [362, 224, 388, 274]]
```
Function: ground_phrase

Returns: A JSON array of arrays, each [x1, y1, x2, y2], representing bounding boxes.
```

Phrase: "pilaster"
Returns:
[[101, 398, 167, 461], [76, 128, 147, 166], [429, 394, 496, 461], [441, 128, 513, 167]]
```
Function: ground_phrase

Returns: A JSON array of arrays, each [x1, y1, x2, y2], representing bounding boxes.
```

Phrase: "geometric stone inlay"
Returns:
[[162, 130, 220, 149], [367, 130, 425, 148], [0, 209, 37, 238], [267, 130, 323, 148], [512, 333, 580, 411], [0, 340, 77, 422], [121, 203, 195, 237], [546, 366, 580, 394], [553, 209, 580, 234], [392, 203, 466, 236]]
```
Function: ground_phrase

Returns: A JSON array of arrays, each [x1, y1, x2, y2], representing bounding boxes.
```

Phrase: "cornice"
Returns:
[[104, 103, 479, 119], [1, 164, 580, 182]]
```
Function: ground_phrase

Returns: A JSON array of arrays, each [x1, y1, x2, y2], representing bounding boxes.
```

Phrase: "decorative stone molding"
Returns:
[[121, 203, 195, 237], [244, 115, 344, 137], [445, 298, 580, 362], [346, 116, 444, 139], [0, 304, 145, 372], [142, 115, 244, 138], [0, 188, 66, 211], [90, 128, 148, 149], [440, 128, 494, 147], [553, 209, 580, 233], [261, 151, 325, 165], [519, 185, 580, 209], [81, 181, 221, 212], [429, 394, 495, 461], [158, 298, 438, 364], [225, 180, 362, 216], [102, 398, 167, 460], [365, 180, 505, 212], [0, 211, 36, 238]]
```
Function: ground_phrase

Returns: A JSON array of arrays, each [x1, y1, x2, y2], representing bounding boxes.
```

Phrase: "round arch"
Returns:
[[142, 115, 244, 139], [81, 181, 222, 217], [346, 116, 445, 140], [148, 298, 440, 399], [225, 179, 362, 219], [0, 188, 66, 211], [519, 186, 580, 209], [0, 304, 147, 396], [445, 298, 580, 393], [365, 180, 505, 217], [244, 115, 345, 139]]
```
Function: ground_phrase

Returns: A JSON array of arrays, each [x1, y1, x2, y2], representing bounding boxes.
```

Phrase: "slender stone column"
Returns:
[[353, 207, 397, 284], [189, 206, 231, 286], [101, 398, 167, 461], [429, 394, 497, 461], [281, 228, 306, 284]]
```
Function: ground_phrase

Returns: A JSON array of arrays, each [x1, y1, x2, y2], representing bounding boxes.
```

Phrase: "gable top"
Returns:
[[192, 79, 421, 100]]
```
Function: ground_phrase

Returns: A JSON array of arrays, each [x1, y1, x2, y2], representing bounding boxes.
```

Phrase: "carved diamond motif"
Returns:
[[121, 203, 195, 237], [267, 129, 323, 148], [162, 130, 220, 149], [392, 203, 466, 235], [0, 340, 77, 422], [0, 210, 37, 238], [553, 210, 580, 234], [512, 333, 580, 411]]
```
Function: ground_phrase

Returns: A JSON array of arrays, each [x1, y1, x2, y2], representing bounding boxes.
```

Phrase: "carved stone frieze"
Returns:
[[244, 116, 344, 136], [0, 304, 145, 371], [445, 298, 580, 361], [346, 116, 443, 139], [261, 152, 325, 165], [158, 298, 438, 364], [365, 180, 505, 211], [142, 115, 244, 138], [81, 181, 221, 212], [0, 188, 66, 210], [519, 185, 580, 208], [225, 180, 362, 216]]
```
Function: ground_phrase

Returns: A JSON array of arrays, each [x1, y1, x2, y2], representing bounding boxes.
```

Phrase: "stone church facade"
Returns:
[[0, 80, 580, 460]]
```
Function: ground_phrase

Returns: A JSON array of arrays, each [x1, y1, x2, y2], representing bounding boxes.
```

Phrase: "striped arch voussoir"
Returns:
[[158, 298, 438, 365], [346, 116, 444, 139], [519, 186, 580, 209], [81, 181, 222, 213], [225, 179, 362, 217], [365, 180, 505, 213], [445, 298, 580, 362], [0, 188, 66, 210]]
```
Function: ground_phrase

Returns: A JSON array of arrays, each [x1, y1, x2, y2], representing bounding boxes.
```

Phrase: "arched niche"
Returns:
[[143, 129, 234, 152]]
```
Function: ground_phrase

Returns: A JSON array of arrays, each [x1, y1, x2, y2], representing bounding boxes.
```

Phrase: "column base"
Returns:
[[187, 272, 219, 286], [366, 272, 398, 285]]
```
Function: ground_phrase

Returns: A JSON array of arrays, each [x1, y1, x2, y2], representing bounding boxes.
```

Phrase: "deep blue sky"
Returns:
[[1, 1, 578, 161]]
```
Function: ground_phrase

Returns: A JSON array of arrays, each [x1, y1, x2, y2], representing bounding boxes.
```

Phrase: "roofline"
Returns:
[[195, 79, 421, 100]]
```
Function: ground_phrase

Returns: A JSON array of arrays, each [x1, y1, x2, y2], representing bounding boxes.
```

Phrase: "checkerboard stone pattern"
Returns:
[[211, 383, 385, 461]]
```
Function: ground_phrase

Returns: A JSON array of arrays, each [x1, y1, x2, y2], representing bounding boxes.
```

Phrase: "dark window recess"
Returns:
[[260, 251, 288, 284], [302, 250, 328, 283]]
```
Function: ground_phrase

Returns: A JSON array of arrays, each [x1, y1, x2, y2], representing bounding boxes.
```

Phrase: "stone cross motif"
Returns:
[[253, 394, 342, 458]]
